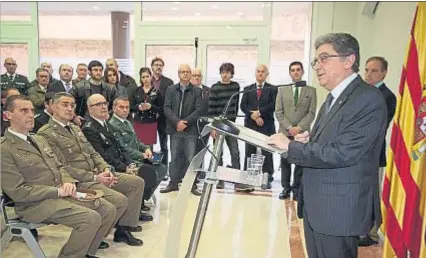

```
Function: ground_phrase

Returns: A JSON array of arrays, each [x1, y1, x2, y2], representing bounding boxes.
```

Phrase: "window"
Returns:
[[141, 2, 264, 21], [37, 2, 135, 79], [0, 43, 29, 76], [145, 45, 195, 84], [268, 2, 312, 85], [0, 2, 31, 21]]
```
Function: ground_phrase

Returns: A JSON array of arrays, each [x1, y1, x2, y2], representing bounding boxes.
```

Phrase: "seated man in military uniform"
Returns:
[[38, 92, 145, 246], [108, 97, 168, 210], [80, 94, 155, 221], [1, 95, 116, 258], [1, 88, 20, 136]]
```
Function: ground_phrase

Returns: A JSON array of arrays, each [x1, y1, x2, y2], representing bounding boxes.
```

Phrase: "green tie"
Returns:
[[294, 86, 299, 105], [124, 120, 133, 131]]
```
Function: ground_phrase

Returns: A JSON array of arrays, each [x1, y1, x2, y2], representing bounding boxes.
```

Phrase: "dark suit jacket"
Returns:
[[163, 83, 202, 135], [287, 76, 387, 236], [82, 116, 133, 172], [118, 71, 138, 107], [240, 82, 277, 135], [377, 83, 396, 167], [155, 75, 174, 122], [47, 80, 69, 93], [33, 111, 51, 133]]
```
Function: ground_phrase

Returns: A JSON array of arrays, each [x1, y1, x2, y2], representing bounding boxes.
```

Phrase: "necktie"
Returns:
[[294, 86, 299, 105], [65, 83, 71, 92], [64, 125, 73, 134], [27, 136, 41, 153], [124, 120, 134, 131], [256, 85, 262, 99], [325, 93, 334, 114], [8, 75, 13, 81]]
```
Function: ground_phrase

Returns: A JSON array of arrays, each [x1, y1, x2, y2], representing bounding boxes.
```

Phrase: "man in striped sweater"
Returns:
[[208, 63, 254, 192]]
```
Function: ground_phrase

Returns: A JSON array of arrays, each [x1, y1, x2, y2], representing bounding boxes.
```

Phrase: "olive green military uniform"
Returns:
[[38, 118, 144, 228], [0, 73, 31, 95], [72, 78, 86, 86], [27, 85, 47, 115], [1, 131, 116, 257], [108, 114, 150, 162]]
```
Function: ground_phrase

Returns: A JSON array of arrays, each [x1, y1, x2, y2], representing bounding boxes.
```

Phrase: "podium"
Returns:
[[163, 120, 285, 258]]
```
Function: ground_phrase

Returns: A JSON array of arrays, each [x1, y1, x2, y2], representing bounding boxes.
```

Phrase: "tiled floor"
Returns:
[[1, 180, 383, 258]]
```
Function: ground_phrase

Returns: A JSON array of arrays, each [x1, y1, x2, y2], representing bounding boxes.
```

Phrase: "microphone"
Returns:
[[212, 80, 306, 135], [194, 37, 199, 48]]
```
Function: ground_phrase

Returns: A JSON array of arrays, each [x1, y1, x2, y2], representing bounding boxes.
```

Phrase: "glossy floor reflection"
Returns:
[[2, 180, 383, 258]]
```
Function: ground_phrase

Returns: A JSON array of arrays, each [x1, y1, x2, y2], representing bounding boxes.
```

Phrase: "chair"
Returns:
[[1, 191, 47, 258]]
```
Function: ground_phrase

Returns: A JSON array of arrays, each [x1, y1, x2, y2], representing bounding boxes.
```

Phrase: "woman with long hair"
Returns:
[[132, 67, 162, 148], [103, 67, 127, 98]]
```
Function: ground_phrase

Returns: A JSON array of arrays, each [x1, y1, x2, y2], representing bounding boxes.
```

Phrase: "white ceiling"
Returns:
[[1, 1, 311, 17]]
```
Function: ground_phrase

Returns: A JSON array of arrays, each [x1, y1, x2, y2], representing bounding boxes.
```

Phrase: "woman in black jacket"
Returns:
[[132, 67, 162, 148], [103, 67, 127, 98]]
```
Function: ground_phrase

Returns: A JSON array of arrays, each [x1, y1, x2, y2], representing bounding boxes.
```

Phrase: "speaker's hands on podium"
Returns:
[[255, 117, 264, 127], [267, 131, 311, 151], [267, 133, 291, 151], [294, 131, 310, 143]]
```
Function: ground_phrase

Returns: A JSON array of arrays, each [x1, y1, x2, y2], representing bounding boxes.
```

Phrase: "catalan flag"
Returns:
[[381, 2, 426, 258]]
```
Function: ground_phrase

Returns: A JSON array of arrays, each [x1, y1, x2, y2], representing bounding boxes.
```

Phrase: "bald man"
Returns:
[[161, 64, 202, 195], [240, 64, 278, 189], [48, 64, 74, 93], [1, 57, 31, 95], [105, 58, 138, 109], [191, 68, 211, 158]]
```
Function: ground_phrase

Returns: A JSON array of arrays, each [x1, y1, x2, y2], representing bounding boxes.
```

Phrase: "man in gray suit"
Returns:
[[275, 61, 317, 199], [268, 33, 387, 258]]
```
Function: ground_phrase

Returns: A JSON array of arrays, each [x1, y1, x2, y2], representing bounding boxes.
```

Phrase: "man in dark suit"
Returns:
[[151, 57, 174, 175], [240, 64, 277, 189], [48, 64, 74, 93], [33, 91, 55, 132], [81, 94, 154, 224], [190, 68, 210, 163], [267, 33, 388, 258], [359, 56, 396, 246]]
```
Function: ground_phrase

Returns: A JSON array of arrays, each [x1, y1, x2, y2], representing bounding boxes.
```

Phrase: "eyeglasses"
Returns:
[[153, 63, 164, 67], [310, 53, 353, 68], [90, 101, 109, 107]]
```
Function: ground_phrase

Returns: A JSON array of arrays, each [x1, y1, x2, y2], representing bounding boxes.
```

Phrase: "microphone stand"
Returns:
[[185, 80, 306, 258]]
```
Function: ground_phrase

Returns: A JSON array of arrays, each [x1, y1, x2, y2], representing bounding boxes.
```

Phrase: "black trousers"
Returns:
[[137, 163, 165, 200], [280, 157, 302, 191], [303, 209, 358, 258], [157, 118, 168, 168], [244, 143, 274, 181]]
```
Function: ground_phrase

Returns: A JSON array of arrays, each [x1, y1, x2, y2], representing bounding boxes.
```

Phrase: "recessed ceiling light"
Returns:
[[172, 7, 178, 10], [236, 12, 244, 17], [92, 6, 99, 10], [194, 12, 201, 16], [173, 1, 180, 4], [212, 4, 219, 9]]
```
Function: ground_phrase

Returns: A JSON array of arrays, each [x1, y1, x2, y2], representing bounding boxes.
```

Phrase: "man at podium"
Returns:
[[267, 33, 387, 258]]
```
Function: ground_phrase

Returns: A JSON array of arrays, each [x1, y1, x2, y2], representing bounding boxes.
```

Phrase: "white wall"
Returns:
[[310, 1, 417, 104]]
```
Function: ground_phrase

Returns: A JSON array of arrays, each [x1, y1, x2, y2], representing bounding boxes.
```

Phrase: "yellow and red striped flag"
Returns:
[[381, 2, 426, 258]]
